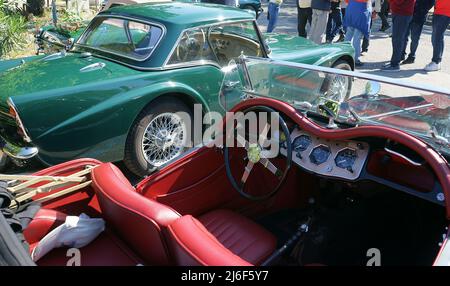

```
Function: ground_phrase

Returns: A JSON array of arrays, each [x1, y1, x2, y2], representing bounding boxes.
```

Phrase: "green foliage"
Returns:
[[0, 9, 27, 58]]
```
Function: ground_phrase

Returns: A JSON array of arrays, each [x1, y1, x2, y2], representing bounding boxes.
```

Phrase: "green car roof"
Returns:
[[103, 2, 255, 28]]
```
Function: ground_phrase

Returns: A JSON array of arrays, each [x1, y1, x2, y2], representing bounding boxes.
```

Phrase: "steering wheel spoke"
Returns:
[[259, 157, 283, 179], [241, 161, 255, 185]]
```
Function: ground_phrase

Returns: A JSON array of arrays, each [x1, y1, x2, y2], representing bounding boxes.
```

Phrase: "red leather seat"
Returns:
[[91, 163, 277, 266], [24, 163, 276, 265]]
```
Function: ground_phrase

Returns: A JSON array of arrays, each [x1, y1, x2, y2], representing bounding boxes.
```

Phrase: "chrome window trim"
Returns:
[[163, 19, 267, 69], [75, 14, 167, 63]]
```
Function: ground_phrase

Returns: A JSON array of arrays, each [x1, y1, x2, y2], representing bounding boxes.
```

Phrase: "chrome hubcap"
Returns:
[[141, 113, 187, 167]]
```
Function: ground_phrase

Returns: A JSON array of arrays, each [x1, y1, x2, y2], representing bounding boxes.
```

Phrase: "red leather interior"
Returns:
[[198, 209, 277, 265], [167, 210, 276, 266], [24, 209, 66, 245], [35, 228, 143, 266], [91, 163, 181, 265]]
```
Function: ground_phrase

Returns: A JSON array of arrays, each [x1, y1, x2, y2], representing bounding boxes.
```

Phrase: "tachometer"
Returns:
[[335, 148, 358, 172], [293, 135, 312, 152], [309, 145, 331, 165]]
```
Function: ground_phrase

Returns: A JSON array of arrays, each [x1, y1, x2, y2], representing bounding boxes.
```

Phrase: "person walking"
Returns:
[[361, 0, 379, 53], [402, 0, 436, 64], [309, 0, 331, 44], [424, 0, 449, 71], [378, 0, 391, 31], [344, 0, 372, 67], [382, 0, 415, 72], [298, 0, 313, 38], [267, 0, 283, 33], [326, 0, 346, 43]]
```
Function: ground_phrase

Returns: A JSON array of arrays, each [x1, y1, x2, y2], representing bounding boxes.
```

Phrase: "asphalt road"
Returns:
[[256, 0, 450, 92]]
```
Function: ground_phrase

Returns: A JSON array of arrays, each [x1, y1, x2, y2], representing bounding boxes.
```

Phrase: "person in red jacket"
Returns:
[[424, 0, 450, 71], [382, 0, 416, 72]]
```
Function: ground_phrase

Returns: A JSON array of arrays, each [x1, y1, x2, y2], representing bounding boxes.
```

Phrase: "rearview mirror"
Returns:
[[365, 81, 381, 97]]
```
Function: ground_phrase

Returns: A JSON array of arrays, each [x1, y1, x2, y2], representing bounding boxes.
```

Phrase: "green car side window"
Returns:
[[167, 27, 216, 65], [79, 17, 163, 60], [209, 21, 264, 66]]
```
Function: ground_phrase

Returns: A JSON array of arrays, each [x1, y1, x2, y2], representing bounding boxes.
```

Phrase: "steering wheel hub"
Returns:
[[247, 144, 261, 163]]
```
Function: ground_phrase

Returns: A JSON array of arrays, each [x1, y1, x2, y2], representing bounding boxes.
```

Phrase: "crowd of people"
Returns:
[[266, 0, 450, 72]]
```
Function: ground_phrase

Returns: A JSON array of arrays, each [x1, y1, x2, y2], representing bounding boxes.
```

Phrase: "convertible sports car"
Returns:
[[0, 3, 354, 176], [0, 59, 449, 266]]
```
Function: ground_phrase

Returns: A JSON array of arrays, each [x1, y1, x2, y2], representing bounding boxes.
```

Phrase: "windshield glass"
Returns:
[[77, 17, 163, 60], [220, 57, 450, 155]]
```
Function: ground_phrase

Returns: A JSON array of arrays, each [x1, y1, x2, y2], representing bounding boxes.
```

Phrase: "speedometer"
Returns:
[[335, 148, 358, 171], [309, 145, 331, 165], [293, 135, 312, 152]]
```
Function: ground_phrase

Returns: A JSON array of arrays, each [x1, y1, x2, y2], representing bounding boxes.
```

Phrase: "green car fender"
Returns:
[[13, 78, 211, 165]]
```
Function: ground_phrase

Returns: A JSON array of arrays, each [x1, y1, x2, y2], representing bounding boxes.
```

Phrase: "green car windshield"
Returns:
[[76, 17, 163, 60], [220, 56, 450, 156]]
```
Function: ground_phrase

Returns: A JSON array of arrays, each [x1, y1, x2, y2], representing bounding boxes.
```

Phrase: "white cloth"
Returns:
[[299, 0, 312, 8], [31, 213, 105, 262]]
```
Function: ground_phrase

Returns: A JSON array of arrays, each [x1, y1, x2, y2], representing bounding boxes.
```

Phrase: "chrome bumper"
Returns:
[[0, 136, 38, 160]]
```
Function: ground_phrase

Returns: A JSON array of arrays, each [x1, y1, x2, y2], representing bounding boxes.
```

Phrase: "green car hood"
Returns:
[[0, 53, 139, 103]]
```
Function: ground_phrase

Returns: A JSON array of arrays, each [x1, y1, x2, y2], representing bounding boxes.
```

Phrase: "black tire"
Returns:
[[123, 97, 193, 177], [320, 59, 353, 102]]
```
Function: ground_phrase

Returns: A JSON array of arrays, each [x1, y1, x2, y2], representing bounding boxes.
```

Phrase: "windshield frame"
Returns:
[[74, 14, 167, 63]]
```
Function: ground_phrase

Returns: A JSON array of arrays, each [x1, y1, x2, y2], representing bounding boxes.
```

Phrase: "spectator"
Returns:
[[326, 0, 345, 43], [382, 0, 415, 72], [298, 0, 313, 38], [424, 0, 449, 71], [402, 0, 436, 64], [344, 0, 372, 67], [361, 0, 379, 53], [309, 0, 331, 44], [378, 0, 391, 31], [267, 0, 283, 33]]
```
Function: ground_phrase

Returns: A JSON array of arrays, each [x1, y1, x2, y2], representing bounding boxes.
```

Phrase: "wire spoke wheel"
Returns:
[[141, 113, 187, 167]]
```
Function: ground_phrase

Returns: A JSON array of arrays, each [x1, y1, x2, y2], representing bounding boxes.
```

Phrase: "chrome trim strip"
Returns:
[[74, 14, 167, 63], [7, 98, 32, 143]]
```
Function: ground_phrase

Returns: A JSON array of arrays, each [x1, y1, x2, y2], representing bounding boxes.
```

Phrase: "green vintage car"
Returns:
[[36, 0, 263, 54], [0, 2, 354, 176]]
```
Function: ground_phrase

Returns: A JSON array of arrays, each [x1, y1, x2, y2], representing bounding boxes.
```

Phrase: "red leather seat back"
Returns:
[[91, 163, 180, 265]]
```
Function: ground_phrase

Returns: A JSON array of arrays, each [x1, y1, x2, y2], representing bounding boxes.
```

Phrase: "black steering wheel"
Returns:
[[224, 106, 292, 200]]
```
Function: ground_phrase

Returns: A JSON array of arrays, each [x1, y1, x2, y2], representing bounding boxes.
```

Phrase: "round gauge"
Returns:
[[293, 135, 312, 152], [309, 145, 331, 165], [335, 148, 358, 171]]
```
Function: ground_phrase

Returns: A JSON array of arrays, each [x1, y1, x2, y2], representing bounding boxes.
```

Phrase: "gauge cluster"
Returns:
[[280, 128, 369, 180]]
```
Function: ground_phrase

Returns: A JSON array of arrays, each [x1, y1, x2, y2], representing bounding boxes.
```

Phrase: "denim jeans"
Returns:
[[297, 7, 312, 38], [326, 8, 344, 42], [378, 0, 390, 28], [267, 2, 281, 33], [390, 14, 412, 67], [345, 26, 363, 62], [432, 14, 450, 64], [404, 0, 435, 59]]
